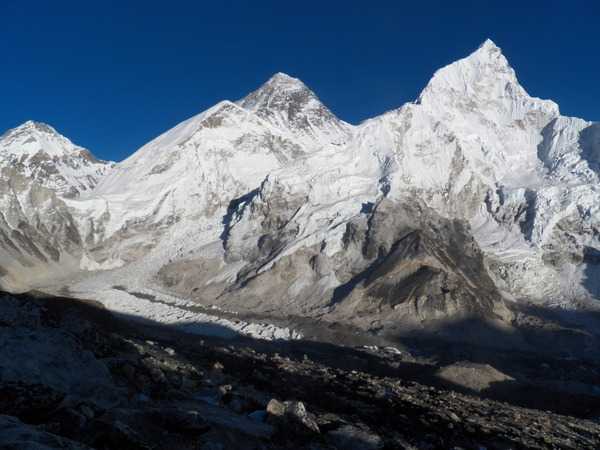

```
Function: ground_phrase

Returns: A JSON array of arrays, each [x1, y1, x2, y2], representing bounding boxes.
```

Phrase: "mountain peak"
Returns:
[[468, 38, 509, 68], [19, 120, 59, 135], [479, 38, 500, 51], [415, 39, 559, 125], [1, 120, 59, 141], [237, 73, 351, 144], [267, 72, 304, 86], [237, 72, 313, 113], [261, 72, 311, 94], [0, 120, 112, 197], [417, 39, 518, 106]]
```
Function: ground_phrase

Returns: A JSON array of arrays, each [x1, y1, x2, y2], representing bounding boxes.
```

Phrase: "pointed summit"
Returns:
[[416, 39, 558, 121], [237, 72, 351, 144], [0, 120, 112, 198], [1, 120, 58, 142], [20, 120, 59, 135], [479, 38, 500, 51], [418, 39, 514, 101], [264, 72, 307, 89], [467, 38, 510, 68], [1, 121, 68, 155], [237, 72, 315, 115]]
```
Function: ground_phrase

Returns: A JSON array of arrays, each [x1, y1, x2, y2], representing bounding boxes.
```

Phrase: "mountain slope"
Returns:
[[1, 40, 599, 343], [211, 40, 599, 324], [66, 75, 350, 273], [0, 122, 113, 290]]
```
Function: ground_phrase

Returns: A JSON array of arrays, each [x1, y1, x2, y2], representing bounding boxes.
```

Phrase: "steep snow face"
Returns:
[[0, 121, 113, 198], [538, 117, 600, 184], [405, 39, 559, 190], [92, 100, 309, 202], [418, 40, 558, 119]]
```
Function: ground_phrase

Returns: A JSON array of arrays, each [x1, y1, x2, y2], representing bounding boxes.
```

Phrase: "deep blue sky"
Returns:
[[1, 0, 598, 162]]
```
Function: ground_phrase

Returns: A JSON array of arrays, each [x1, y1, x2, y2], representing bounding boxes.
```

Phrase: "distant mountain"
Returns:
[[0, 120, 113, 198], [1, 39, 599, 345], [0, 122, 113, 291]]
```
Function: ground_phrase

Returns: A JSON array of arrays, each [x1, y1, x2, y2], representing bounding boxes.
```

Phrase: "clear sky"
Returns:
[[1, 0, 598, 162]]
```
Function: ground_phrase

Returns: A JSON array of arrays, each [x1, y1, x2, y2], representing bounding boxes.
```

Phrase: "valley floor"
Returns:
[[1, 291, 600, 449]]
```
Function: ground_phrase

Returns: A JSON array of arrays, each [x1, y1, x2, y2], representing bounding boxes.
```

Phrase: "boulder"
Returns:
[[327, 424, 383, 450], [266, 399, 320, 434]]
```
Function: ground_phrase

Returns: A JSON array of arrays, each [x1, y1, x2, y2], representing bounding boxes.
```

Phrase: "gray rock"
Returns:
[[327, 424, 383, 450], [267, 399, 320, 434]]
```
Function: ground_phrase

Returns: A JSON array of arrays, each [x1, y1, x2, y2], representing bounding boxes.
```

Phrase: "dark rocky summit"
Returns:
[[1, 290, 600, 449]]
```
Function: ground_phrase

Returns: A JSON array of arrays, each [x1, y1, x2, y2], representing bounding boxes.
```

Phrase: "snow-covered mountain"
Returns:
[[0, 121, 113, 197], [0, 122, 113, 290], [1, 40, 599, 341]]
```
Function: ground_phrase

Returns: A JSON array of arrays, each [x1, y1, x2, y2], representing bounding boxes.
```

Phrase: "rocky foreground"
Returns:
[[1, 291, 599, 449]]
